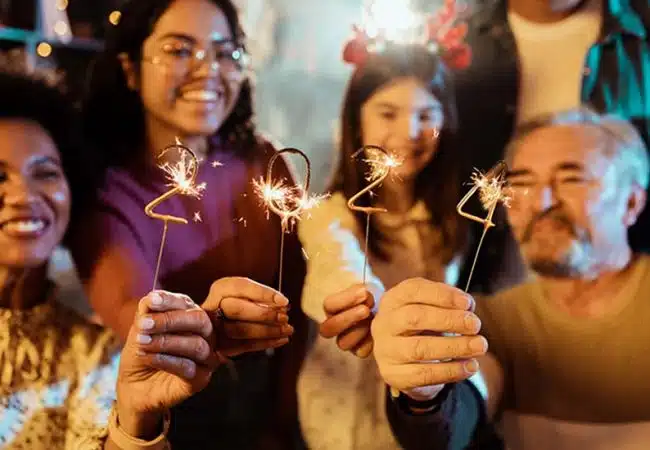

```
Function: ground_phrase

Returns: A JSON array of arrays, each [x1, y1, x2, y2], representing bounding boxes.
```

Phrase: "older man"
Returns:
[[374, 108, 650, 450]]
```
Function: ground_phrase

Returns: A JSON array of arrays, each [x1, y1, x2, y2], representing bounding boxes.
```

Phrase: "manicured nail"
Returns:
[[282, 325, 294, 334], [136, 333, 152, 344], [139, 317, 154, 330], [470, 336, 488, 353], [150, 292, 163, 305], [465, 359, 480, 373]]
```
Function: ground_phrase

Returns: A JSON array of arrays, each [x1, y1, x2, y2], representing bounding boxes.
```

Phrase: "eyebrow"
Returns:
[[372, 102, 440, 111], [554, 162, 584, 171], [0, 156, 60, 169], [507, 169, 532, 178], [157, 32, 234, 44]]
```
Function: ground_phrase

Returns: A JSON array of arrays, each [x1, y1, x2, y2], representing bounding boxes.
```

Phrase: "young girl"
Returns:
[[297, 21, 472, 449], [71, 0, 309, 447]]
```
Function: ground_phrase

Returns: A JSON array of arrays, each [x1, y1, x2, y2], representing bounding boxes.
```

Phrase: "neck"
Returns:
[[538, 248, 635, 317], [0, 265, 50, 311], [508, 0, 587, 23], [380, 178, 416, 214], [145, 117, 210, 162]]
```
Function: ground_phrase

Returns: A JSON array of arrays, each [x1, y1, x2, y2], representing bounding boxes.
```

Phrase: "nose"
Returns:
[[192, 49, 220, 77], [1, 177, 38, 207], [407, 115, 422, 140], [532, 184, 557, 213]]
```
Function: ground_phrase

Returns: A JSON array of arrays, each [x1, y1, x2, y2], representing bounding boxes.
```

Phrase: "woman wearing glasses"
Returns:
[[70, 0, 309, 448]]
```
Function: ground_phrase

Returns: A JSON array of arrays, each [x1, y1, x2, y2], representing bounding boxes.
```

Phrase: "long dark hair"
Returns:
[[330, 44, 467, 262], [82, 0, 257, 172]]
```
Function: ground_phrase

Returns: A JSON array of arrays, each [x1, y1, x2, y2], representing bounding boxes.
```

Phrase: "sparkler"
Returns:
[[145, 141, 205, 290], [347, 145, 402, 283], [253, 148, 326, 291], [457, 160, 511, 292]]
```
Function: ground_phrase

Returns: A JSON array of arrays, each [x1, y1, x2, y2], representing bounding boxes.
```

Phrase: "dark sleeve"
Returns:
[[386, 382, 503, 450]]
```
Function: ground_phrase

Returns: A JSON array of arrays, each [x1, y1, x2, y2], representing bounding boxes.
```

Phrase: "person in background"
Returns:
[[375, 108, 650, 450], [0, 69, 279, 449], [457, 0, 650, 294], [71, 0, 309, 448], [296, 9, 485, 447]]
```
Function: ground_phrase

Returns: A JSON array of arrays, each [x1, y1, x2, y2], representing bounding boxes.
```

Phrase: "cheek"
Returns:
[[51, 184, 71, 229], [139, 67, 178, 114]]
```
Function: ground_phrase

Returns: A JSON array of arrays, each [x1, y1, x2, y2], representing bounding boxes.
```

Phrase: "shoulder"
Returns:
[[299, 192, 359, 237]]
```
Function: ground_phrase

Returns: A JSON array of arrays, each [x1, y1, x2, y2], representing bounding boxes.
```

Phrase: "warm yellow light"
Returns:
[[36, 42, 52, 57], [56, 0, 68, 11], [109, 11, 122, 25], [53, 20, 69, 36]]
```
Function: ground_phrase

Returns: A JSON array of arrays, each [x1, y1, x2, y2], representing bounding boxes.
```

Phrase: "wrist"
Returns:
[[115, 404, 164, 440]]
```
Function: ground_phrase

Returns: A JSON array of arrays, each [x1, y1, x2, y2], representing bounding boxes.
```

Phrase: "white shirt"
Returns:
[[509, 0, 602, 123]]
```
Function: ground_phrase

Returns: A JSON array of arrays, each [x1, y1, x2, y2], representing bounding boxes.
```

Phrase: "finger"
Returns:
[[386, 359, 480, 390], [204, 277, 289, 312], [138, 309, 213, 339], [217, 297, 289, 324], [389, 278, 474, 311], [138, 291, 198, 315], [323, 284, 371, 316], [222, 321, 294, 340], [352, 337, 373, 359], [389, 305, 481, 336], [137, 352, 199, 380], [220, 337, 290, 357], [320, 304, 371, 339], [336, 319, 372, 351], [391, 335, 488, 363], [136, 333, 218, 366]]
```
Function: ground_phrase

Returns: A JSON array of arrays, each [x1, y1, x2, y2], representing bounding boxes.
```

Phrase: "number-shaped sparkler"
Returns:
[[457, 160, 510, 291], [145, 142, 205, 290], [347, 145, 402, 283]]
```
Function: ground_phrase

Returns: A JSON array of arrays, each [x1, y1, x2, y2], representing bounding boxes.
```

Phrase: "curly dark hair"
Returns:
[[330, 44, 468, 263], [0, 71, 91, 241], [82, 0, 257, 172]]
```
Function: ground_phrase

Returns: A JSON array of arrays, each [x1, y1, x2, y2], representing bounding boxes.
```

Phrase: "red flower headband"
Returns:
[[342, 0, 472, 70]]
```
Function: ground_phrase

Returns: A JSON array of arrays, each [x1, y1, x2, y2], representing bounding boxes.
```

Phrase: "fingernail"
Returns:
[[456, 294, 472, 311], [356, 287, 368, 300], [282, 325, 294, 334], [464, 313, 481, 334], [356, 305, 370, 319], [465, 359, 480, 373], [136, 350, 146, 356], [470, 336, 488, 353], [150, 292, 163, 306], [139, 317, 154, 330], [136, 333, 152, 344], [274, 295, 289, 306], [277, 313, 289, 323]]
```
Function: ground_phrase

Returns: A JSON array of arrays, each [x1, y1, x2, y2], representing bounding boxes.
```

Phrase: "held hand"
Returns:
[[116, 291, 219, 438], [202, 277, 294, 357], [320, 284, 376, 358], [371, 278, 488, 397]]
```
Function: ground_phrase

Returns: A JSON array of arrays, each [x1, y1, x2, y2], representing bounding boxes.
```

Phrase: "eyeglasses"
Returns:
[[143, 39, 249, 77], [507, 175, 599, 206]]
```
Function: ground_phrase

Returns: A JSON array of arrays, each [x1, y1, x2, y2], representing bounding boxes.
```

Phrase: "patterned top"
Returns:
[[298, 192, 462, 450], [0, 293, 120, 449]]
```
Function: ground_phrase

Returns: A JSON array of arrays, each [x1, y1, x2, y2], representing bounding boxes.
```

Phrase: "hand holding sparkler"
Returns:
[[145, 141, 206, 290], [457, 160, 511, 291], [253, 148, 326, 292], [347, 145, 402, 283]]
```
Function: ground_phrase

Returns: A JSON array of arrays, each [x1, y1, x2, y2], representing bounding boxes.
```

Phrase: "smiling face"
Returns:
[[132, 0, 245, 138], [506, 124, 640, 277], [0, 119, 70, 269], [360, 77, 443, 182]]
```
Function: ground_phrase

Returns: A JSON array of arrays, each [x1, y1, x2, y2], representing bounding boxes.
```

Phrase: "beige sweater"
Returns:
[[298, 192, 462, 450]]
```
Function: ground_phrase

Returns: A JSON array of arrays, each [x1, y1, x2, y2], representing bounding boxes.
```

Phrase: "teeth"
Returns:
[[3, 220, 45, 233], [182, 90, 219, 101]]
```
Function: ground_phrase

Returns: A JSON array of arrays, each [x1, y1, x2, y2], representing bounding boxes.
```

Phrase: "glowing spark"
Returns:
[[212, 160, 223, 167], [457, 161, 510, 292], [145, 142, 203, 290], [302, 247, 309, 260], [255, 148, 324, 291], [347, 145, 401, 283], [193, 212, 202, 222]]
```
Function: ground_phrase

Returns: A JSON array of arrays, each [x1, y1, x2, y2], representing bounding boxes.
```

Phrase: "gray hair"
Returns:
[[504, 107, 649, 189]]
